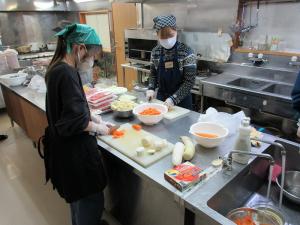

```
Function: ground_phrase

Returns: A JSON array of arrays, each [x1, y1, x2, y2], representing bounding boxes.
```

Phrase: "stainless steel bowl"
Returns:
[[112, 109, 133, 118], [227, 207, 280, 225], [276, 171, 300, 205]]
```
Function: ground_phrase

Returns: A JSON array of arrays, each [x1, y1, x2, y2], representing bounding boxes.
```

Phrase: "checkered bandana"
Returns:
[[153, 15, 176, 32]]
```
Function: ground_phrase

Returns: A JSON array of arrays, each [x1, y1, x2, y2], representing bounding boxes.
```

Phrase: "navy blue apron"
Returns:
[[156, 43, 192, 110]]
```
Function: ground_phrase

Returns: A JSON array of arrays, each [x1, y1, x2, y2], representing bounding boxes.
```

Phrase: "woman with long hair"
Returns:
[[44, 23, 110, 225]]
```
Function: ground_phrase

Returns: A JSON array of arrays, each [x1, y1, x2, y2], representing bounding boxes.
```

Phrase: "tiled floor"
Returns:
[[0, 111, 120, 225], [0, 111, 71, 225]]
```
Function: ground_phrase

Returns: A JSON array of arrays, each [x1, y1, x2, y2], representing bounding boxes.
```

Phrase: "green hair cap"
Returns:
[[55, 23, 101, 53]]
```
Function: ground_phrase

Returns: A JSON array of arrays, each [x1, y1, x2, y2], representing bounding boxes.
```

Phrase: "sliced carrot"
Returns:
[[112, 130, 125, 138], [234, 215, 256, 225], [139, 108, 161, 116], [196, 133, 219, 138], [132, 124, 142, 131]]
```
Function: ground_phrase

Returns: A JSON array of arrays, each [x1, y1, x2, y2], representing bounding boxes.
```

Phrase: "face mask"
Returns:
[[78, 57, 94, 85], [78, 57, 94, 71], [159, 35, 177, 49], [76, 45, 88, 66]]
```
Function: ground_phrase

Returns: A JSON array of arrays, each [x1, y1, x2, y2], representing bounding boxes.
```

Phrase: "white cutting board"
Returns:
[[152, 99, 190, 120], [98, 123, 174, 168]]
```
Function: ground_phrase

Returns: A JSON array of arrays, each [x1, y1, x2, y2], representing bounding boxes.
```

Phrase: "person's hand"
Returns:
[[90, 113, 103, 124], [164, 98, 175, 110], [146, 90, 155, 101], [104, 121, 116, 127], [91, 122, 110, 135]]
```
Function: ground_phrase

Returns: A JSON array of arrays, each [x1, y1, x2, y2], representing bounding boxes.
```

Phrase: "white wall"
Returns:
[[242, 2, 300, 52]]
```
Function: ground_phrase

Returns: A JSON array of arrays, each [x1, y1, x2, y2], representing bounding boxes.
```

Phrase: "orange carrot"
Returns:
[[112, 130, 125, 138], [139, 108, 161, 116], [234, 215, 256, 225], [132, 124, 142, 131], [196, 133, 219, 138]]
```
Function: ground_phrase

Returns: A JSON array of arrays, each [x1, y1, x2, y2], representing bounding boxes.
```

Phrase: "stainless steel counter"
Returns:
[[199, 68, 298, 119], [2, 82, 296, 225], [0, 83, 46, 111]]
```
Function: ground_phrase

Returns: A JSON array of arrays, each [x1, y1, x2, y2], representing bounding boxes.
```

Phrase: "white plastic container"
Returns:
[[232, 117, 252, 164], [189, 122, 229, 148]]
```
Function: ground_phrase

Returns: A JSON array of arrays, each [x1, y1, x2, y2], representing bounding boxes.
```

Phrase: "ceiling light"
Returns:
[[34, 1, 54, 9], [7, 3, 18, 11]]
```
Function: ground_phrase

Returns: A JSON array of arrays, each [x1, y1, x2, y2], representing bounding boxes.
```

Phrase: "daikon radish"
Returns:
[[154, 139, 168, 151], [141, 136, 153, 148], [172, 142, 185, 166], [147, 149, 156, 155], [181, 136, 195, 161]]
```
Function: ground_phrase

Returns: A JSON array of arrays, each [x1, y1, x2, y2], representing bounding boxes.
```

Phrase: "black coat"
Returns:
[[44, 62, 106, 203]]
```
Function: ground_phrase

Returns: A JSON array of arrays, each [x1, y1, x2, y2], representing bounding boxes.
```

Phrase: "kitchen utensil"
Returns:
[[111, 99, 136, 118], [252, 204, 286, 225], [98, 123, 174, 168], [0, 73, 27, 86], [227, 207, 280, 225], [152, 99, 190, 120], [276, 171, 300, 204], [112, 109, 133, 118], [133, 103, 168, 125], [109, 125, 120, 134], [189, 122, 229, 148], [16, 45, 31, 54]]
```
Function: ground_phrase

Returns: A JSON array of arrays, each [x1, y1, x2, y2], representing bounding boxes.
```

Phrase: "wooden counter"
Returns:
[[1, 84, 47, 144]]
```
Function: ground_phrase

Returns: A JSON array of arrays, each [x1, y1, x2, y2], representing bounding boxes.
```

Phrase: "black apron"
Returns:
[[156, 42, 192, 110]]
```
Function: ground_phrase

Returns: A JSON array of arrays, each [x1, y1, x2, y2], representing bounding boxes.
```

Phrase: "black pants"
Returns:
[[70, 192, 104, 225]]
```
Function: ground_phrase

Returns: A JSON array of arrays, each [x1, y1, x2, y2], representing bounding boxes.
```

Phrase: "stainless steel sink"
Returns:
[[262, 84, 293, 96], [227, 78, 269, 89], [207, 140, 300, 224]]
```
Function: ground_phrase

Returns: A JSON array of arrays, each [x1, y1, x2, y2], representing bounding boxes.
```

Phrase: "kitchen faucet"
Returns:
[[223, 138, 287, 208], [223, 150, 275, 171]]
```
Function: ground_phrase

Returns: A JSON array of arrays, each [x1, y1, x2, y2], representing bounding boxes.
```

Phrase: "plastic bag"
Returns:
[[27, 75, 46, 93], [198, 107, 246, 136]]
